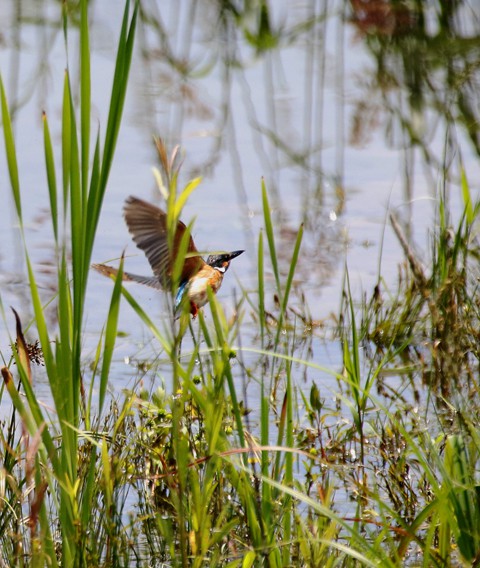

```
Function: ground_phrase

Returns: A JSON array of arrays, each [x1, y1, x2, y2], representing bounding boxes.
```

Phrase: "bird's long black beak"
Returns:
[[227, 250, 244, 261]]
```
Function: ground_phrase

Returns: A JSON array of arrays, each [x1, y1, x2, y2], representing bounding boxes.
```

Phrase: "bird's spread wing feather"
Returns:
[[92, 263, 163, 290], [123, 196, 205, 288]]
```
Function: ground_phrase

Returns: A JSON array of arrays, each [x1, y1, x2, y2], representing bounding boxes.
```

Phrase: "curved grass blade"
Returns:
[[0, 77, 22, 220], [42, 112, 58, 242], [99, 255, 124, 414], [262, 178, 281, 297]]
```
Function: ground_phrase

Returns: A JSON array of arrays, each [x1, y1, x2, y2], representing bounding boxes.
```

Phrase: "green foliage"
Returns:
[[443, 434, 480, 563], [0, 0, 138, 565]]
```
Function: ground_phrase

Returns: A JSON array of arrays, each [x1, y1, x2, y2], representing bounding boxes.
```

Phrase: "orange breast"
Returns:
[[187, 268, 223, 309]]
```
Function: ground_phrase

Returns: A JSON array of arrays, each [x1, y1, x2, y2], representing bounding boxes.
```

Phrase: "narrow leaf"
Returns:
[[0, 77, 22, 219], [43, 112, 58, 241]]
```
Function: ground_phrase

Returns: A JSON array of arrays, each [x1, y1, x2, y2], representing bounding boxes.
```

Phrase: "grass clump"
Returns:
[[363, 171, 479, 398], [1, 0, 138, 565]]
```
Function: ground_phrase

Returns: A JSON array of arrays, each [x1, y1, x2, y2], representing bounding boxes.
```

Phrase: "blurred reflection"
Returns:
[[1, 0, 479, 322], [136, 0, 344, 291], [349, 0, 480, 207]]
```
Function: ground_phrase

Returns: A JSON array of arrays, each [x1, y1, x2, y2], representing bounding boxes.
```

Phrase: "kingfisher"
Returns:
[[93, 196, 244, 317]]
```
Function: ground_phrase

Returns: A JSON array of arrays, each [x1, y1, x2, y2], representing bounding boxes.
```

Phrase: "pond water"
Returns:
[[0, 0, 479, 404]]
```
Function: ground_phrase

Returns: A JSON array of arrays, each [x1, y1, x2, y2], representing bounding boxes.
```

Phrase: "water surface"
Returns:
[[0, 0, 478, 397]]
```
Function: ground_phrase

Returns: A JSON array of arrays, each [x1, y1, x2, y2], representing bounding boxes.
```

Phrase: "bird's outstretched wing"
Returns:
[[92, 263, 162, 289], [123, 196, 205, 288]]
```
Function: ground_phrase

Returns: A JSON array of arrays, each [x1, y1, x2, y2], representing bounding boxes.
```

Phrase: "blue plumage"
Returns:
[[175, 281, 189, 311], [94, 196, 244, 318]]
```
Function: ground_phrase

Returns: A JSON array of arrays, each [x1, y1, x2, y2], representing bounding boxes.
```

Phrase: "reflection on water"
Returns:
[[0, 0, 479, 372], [136, 1, 348, 267], [349, 0, 480, 206], [130, 0, 480, 298]]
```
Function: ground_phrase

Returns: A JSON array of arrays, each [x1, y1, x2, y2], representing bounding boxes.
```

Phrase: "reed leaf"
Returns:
[[261, 178, 281, 297], [204, 291, 246, 453], [99, 255, 124, 415], [80, 0, 91, 199], [42, 112, 58, 242], [0, 77, 22, 220], [174, 177, 201, 218]]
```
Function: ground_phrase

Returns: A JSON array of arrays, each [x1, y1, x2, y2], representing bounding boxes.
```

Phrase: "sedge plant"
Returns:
[[0, 0, 138, 564]]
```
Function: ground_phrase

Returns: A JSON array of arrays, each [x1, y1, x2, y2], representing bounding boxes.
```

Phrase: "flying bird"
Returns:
[[93, 196, 244, 317]]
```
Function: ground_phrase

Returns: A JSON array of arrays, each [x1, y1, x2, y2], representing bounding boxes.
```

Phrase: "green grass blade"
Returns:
[[460, 165, 474, 225], [205, 291, 247, 453], [174, 177, 201, 218], [56, 253, 74, 422], [262, 178, 281, 297], [343, 269, 361, 409], [84, 0, 138, 272], [84, 132, 101, 271], [0, 76, 22, 220], [100, 0, 138, 189], [80, 0, 91, 202], [282, 362, 293, 566], [273, 222, 303, 349], [65, 73, 83, 427], [43, 112, 58, 242], [62, 70, 72, 219], [280, 223, 303, 317], [99, 256, 124, 414], [258, 231, 265, 348], [444, 435, 480, 562]]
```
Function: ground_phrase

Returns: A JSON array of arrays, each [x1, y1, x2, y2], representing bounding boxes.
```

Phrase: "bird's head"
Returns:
[[206, 250, 244, 273]]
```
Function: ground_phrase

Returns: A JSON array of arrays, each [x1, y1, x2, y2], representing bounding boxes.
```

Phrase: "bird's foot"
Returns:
[[190, 302, 199, 319]]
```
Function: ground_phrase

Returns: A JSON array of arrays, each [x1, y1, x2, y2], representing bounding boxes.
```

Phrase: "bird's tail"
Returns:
[[92, 263, 162, 290]]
